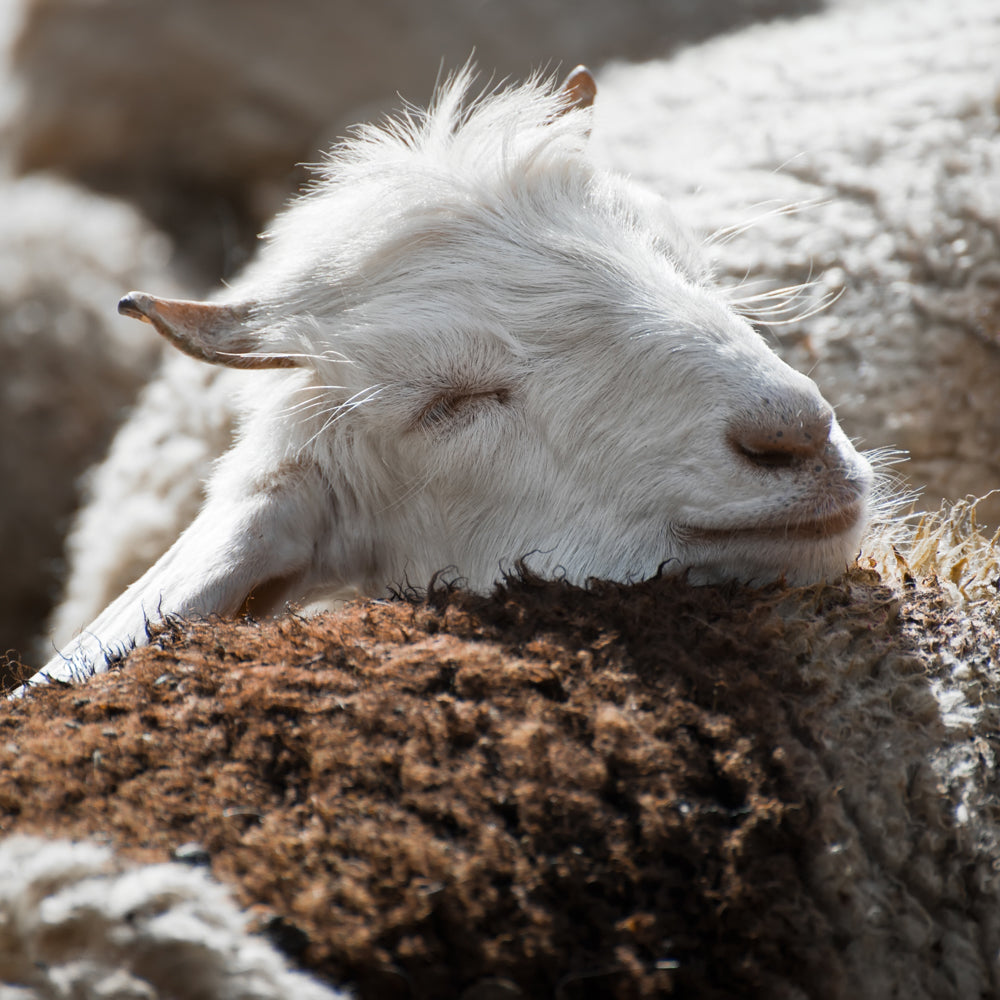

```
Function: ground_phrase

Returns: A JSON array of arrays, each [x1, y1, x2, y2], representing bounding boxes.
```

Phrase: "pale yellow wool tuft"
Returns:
[[864, 495, 1000, 605]]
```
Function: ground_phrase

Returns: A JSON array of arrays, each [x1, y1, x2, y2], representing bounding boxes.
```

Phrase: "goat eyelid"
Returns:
[[415, 386, 512, 430]]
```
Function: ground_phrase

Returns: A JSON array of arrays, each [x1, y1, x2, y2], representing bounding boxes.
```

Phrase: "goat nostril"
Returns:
[[736, 442, 800, 469], [729, 405, 833, 471]]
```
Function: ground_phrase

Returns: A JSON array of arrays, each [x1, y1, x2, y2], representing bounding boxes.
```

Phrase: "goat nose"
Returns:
[[728, 401, 834, 470]]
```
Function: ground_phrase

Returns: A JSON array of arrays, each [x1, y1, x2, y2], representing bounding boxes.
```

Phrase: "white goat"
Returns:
[[36, 68, 873, 684]]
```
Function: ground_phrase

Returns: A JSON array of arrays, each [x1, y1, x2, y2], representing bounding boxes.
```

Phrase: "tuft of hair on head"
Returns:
[[114, 63, 600, 376]]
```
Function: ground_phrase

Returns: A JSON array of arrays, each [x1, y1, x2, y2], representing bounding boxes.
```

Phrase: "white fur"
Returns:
[[37, 70, 872, 683], [0, 836, 346, 1000]]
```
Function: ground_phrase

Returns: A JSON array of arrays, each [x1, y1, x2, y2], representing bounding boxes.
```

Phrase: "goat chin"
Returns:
[[679, 520, 869, 588]]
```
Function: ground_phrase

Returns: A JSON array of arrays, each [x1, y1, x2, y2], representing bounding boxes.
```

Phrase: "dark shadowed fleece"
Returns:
[[2, 569, 1000, 999]]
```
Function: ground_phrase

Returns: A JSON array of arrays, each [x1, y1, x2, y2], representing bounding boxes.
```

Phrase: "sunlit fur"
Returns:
[[39, 69, 873, 683]]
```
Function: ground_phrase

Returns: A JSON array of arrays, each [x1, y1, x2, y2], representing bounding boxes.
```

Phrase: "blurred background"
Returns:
[[4, 0, 825, 280], [2, 0, 997, 665]]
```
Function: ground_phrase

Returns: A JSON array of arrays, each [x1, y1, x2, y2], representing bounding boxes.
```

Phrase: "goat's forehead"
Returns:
[[247, 135, 752, 369], [261, 153, 706, 291], [253, 193, 757, 376]]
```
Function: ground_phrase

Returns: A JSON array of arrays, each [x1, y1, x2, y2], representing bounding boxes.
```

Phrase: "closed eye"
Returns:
[[416, 387, 511, 430]]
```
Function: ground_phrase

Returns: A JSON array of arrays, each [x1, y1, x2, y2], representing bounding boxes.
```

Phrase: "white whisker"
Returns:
[[378, 467, 437, 514], [295, 385, 384, 457], [278, 384, 352, 420], [862, 447, 915, 525], [729, 276, 844, 326], [705, 197, 830, 247], [219, 350, 355, 365]]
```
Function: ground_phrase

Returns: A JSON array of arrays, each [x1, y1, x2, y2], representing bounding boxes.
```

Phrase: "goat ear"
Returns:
[[118, 291, 297, 370], [559, 65, 597, 114]]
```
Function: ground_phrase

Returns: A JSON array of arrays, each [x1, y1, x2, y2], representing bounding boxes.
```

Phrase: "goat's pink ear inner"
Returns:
[[559, 65, 597, 113], [118, 291, 297, 370]]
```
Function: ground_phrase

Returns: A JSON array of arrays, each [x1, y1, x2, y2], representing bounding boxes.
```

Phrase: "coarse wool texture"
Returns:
[[4, 506, 1000, 1000], [0, 835, 348, 1000], [0, 175, 173, 662], [593, 0, 1000, 524]]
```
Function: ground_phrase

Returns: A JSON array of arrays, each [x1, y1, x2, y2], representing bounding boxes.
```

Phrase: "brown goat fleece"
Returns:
[[2, 568, 999, 999]]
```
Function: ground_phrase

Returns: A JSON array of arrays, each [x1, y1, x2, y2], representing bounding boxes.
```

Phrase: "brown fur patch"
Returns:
[[2, 570, 998, 998]]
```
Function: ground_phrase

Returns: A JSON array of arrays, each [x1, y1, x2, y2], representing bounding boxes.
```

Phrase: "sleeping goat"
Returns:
[[36, 67, 874, 684]]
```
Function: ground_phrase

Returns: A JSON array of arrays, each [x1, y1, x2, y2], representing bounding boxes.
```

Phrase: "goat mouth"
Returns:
[[682, 501, 864, 544]]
